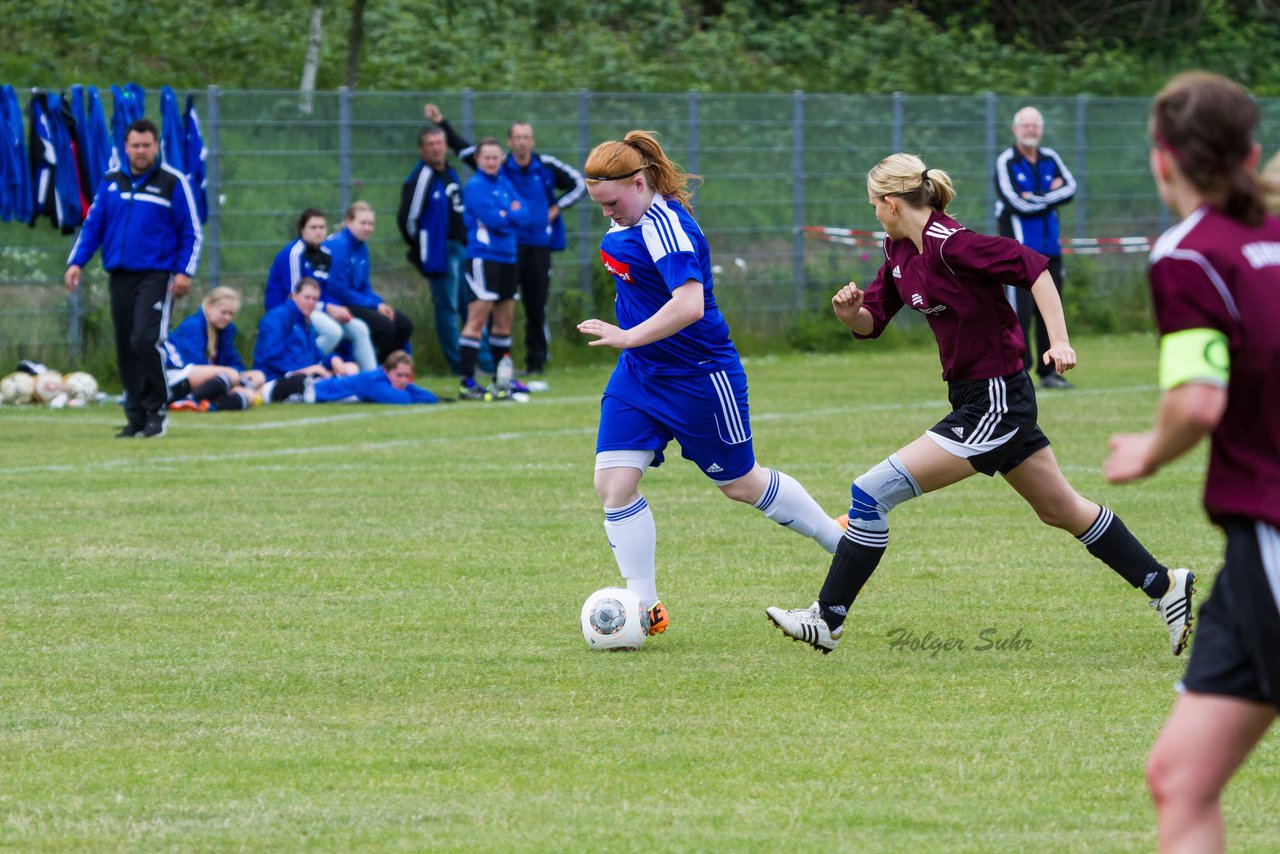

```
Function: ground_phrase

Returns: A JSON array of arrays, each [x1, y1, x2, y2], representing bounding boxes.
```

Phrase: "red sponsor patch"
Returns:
[[600, 249, 633, 283]]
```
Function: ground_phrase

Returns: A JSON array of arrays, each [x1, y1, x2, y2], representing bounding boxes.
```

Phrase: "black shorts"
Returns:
[[926, 371, 1050, 476], [1180, 519, 1280, 709], [465, 258, 518, 302]]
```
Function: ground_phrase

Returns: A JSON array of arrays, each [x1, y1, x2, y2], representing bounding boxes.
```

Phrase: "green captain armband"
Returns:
[[1159, 328, 1229, 390]]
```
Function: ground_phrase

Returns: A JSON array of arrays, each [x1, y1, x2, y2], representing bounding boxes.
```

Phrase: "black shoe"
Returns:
[[115, 423, 143, 438], [139, 412, 168, 438], [1040, 373, 1074, 390]]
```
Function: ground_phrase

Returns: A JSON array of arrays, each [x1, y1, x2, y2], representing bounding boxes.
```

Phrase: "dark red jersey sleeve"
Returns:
[[1149, 254, 1236, 337], [852, 261, 904, 339], [937, 230, 1049, 290]]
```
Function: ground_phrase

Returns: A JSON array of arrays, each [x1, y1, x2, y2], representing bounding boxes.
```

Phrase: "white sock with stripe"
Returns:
[[754, 468, 843, 554], [604, 497, 658, 606]]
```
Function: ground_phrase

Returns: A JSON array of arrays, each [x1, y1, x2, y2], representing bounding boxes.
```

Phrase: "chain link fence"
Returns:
[[6, 88, 1279, 368]]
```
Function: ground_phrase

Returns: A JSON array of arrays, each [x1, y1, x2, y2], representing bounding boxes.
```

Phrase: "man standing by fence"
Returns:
[[65, 118, 202, 438], [994, 106, 1077, 390]]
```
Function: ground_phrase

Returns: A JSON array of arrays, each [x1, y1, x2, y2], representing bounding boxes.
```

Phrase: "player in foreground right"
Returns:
[[1104, 72, 1279, 854], [767, 152, 1191, 655]]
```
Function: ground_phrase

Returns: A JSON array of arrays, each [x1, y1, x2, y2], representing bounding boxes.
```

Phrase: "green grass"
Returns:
[[1, 334, 1276, 852]]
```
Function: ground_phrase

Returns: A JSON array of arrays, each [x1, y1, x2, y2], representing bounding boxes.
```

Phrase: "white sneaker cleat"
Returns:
[[1152, 568, 1196, 656], [765, 602, 842, 654]]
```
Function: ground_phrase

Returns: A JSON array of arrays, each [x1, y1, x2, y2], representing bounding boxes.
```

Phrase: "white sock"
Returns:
[[603, 497, 658, 606], [755, 468, 843, 554]]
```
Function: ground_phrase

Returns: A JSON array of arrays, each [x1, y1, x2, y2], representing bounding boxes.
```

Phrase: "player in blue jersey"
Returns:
[[578, 130, 843, 636]]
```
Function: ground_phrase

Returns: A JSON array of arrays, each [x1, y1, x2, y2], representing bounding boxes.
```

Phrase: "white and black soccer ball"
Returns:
[[580, 587, 650, 651], [62, 371, 99, 403], [32, 371, 64, 404], [0, 372, 35, 405]]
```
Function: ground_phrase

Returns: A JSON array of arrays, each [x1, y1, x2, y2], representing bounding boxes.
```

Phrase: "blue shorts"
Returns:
[[596, 357, 756, 482]]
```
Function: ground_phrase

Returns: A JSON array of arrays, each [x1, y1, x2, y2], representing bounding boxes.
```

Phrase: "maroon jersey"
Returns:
[[1149, 205, 1280, 529], [856, 210, 1050, 381]]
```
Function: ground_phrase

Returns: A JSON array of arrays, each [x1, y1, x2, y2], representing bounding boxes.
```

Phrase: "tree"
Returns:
[[345, 0, 366, 89], [299, 0, 324, 113]]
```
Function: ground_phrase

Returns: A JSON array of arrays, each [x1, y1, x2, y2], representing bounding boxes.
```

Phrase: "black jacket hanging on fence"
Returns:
[[27, 91, 86, 234]]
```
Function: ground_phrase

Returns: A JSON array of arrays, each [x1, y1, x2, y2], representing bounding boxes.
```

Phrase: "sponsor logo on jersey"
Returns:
[[891, 264, 902, 279], [705, 462, 724, 474], [919, 304, 949, 316], [601, 249, 633, 283], [911, 293, 924, 306]]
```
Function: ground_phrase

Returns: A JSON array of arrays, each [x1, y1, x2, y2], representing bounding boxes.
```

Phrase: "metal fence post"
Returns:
[[205, 85, 221, 288], [576, 89, 592, 295], [687, 90, 700, 208], [891, 91, 904, 154], [338, 86, 352, 213], [67, 287, 82, 363], [461, 88, 474, 139], [1075, 94, 1088, 240], [984, 91, 997, 234], [792, 89, 805, 310]]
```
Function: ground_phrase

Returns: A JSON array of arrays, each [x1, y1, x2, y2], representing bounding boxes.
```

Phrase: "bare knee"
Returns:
[[1033, 494, 1094, 531], [718, 465, 766, 505], [1147, 745, 1220, 813]]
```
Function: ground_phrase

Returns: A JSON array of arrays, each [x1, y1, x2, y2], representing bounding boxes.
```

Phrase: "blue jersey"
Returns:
[[599, 195, 739, 376], [312, 369, 438, 405], [164, 309, 246, 371], [265, 238, 330, 311], [463, 170, 527, 264]]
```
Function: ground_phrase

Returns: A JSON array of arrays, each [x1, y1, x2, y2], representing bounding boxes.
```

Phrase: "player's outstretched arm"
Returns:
[[832, 281, 873, 335], [578, 280, 704, 350], [1030, 269, 1076, 373], [1105, 382, 1226, 483]]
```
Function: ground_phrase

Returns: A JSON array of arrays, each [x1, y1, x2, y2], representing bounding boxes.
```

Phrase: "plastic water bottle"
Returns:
[[495, 353, 514, 392]]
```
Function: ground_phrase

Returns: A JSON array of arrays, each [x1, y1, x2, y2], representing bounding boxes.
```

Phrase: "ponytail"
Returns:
[[584, 130, 702, 212]]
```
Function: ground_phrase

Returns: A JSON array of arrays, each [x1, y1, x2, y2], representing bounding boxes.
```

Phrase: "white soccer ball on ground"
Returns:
[[0, 372, 35, 405], [32, 371, 64, 404], [581, 587, 650, 651], [62, 371, 99, 403]]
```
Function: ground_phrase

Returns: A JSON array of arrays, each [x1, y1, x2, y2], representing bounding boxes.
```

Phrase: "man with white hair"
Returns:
[[994, 106, 1078, 389]]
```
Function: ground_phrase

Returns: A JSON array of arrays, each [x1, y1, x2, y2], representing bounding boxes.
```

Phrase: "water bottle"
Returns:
[[495, 353, 514, 392]]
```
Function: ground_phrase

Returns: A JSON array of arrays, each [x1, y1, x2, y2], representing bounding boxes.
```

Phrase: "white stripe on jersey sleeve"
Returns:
[[639, 199, 695, 261]]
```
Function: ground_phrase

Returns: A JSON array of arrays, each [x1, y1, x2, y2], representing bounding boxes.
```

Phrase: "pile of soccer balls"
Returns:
[[0, 362, 99, 408]]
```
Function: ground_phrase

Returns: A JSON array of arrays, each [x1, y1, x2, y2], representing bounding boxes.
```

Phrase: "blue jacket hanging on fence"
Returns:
[[63, 87, 97, 214], [163, 309, 247, 371], [82, 86, 110, 183], [109, 83, 145, 171], [183, 95, 207, 223], [160, 86, 184, 172], [0, 85, 30, 223], [28, 92, 86, 233], [67, 160, 202, 275]]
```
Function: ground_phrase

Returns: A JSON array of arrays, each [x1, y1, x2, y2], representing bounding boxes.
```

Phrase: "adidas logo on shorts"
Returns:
[[951, 426, 964, 437], [705, 462, 724, 473]]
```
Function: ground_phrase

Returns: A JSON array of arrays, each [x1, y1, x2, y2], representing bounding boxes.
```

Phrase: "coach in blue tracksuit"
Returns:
[[994, 106, 1078, 390], [66, 118, 202, 438], [397, 117, 467, 374]]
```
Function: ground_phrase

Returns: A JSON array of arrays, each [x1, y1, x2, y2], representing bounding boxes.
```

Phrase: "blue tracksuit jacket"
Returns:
[[312, 369, 438, 404], [67, 160, 202, 275], [322, 226, 384, 309], [993, 145, 1077, 256], [164, 309, 246, 371], [463, 171, 528, 264], [252, 300, 325, 381]]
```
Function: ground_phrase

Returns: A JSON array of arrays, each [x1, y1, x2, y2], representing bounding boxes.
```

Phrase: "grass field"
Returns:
[[1, 334, 1276, 852]]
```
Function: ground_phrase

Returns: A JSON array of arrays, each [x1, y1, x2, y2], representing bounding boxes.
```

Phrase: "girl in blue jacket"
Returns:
[[164, 287, 264, 411]]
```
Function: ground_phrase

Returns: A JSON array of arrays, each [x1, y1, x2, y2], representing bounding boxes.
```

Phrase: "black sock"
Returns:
[[459, 337, 479, 380], [192, 375, 232, 402], [168, 378, 192, 400], [270, 374, 308, 402], [1078, 507, 1170, 597], [211, 391, 247, 411], [817, 535, 887, 630]]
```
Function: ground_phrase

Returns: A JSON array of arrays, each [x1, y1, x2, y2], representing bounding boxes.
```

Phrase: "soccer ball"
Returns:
[[63, 371, 99, 403], [0, 372, 35, 405], [581, 587, 650, 651], [32, 371, 64, 404]]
